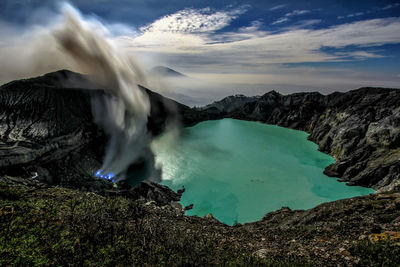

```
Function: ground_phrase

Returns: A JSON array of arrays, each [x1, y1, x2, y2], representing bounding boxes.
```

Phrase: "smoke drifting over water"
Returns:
[[0, 4, 162, 183]]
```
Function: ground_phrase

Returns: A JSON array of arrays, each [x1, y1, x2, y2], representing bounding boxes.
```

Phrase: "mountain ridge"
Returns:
[[1, 70, 399, 191], [1, 70, 400, 265], [203, 87, 400, 191]]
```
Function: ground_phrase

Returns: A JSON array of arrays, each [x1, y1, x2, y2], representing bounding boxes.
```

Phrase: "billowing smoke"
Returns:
[[0, 3, 163, 183], [54, 6, 160, 182]]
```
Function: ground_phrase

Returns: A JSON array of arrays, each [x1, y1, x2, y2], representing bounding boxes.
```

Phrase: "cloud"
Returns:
[[120, 12, 400, 96], [140, 7, 246, 34], [131, 7, 249, 54], [238, 20, 263, 32], [337, 10, 373, 19], [282, 19, 322, 29], [272, 9, 311, 24], [381, 3, 400, 10], [285, 10, 311, 17], [334, 50, 385, 59], [188, 65, 400, 97], [271, 17, 289, 25], [269, 4, 287, 11], [1, 5, 399, 100], [347, 12, 365, 18], [129, 15, 400, 65], [338, 3, 399, 20]]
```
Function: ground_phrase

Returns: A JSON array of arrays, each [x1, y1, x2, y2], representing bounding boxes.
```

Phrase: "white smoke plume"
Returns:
[[54, 6, 158, 181], [0, 3, 162, 182]]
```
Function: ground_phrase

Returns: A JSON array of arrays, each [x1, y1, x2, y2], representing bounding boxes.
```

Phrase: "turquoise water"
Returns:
[[152, 119, 373, 225]]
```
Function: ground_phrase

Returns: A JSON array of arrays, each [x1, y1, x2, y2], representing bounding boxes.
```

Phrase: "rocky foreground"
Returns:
[[1, 177, 400, 266], [1, 70, 400, 265]]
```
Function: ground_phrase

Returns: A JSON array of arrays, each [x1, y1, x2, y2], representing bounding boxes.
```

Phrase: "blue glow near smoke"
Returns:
[[95, 170, 115, 182]]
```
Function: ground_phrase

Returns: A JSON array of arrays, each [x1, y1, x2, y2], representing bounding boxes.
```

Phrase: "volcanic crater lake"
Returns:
[[152, 119, 373, 225]]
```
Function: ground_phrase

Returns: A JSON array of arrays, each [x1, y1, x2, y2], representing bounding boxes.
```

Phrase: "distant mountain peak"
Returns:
[[150, 66, 186, 77], [203, 94, 260, 113]]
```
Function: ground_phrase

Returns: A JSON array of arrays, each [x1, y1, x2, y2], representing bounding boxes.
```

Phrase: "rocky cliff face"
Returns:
[[203, 94, 260, 113], [207, 88, 400, 191], [0, 70, 203, 193], [1, 70, 399, 192], [1, 71, 399, 266]]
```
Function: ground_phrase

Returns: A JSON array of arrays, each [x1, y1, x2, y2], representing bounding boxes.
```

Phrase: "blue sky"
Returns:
[[1, 0, 400, 98]]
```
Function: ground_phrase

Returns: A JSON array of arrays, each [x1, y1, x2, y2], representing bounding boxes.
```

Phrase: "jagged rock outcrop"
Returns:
[[0, 70, 102, 186], [1, 70, 400, 265], [0, 70, 203, 192], [0, 174, 181, 206], [1, 70, 399, 192], [212, 88, 400, 191], [203, 94, 260, 113]]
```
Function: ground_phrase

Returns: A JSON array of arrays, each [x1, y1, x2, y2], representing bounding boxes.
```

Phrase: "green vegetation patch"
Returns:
[[0, 184, 312, 266]]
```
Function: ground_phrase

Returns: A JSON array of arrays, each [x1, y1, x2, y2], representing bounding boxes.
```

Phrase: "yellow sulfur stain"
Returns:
[[369, 231, 400, 246]]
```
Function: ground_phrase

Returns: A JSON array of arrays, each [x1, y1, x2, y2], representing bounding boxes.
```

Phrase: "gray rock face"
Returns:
[[1, 70, 399, 192], [0, 70, 189, 204], [0, 70, 195, 193], [217, 88, 400, 190], [0, 71, 102, 187], [203, 94, 260, 113]]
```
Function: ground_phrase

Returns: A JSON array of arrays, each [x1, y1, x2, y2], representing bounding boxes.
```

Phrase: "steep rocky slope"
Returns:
[[203, 94, 260, 113], [1, 70, 399, 192], [0, 70, 208, 191], [212, 89, 400, 191], [1, 70, 399, 191], [1, 71, 400, 265]]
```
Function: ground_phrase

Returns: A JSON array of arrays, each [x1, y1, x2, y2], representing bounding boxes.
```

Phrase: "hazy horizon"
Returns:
[[1, 65, 399, 107], [0, 0, 399, 104], [147, 65, 400, 106]]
